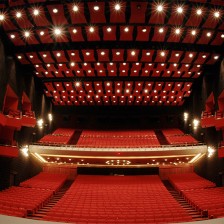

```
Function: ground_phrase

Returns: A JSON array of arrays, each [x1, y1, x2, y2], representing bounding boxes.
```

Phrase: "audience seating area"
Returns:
[[162, 129, 198, 145], [77, 130, 160, 147], [44, 175, 192, 223], [168, 173, 216, 192], [39, 128, 75, 145], [0, 172, 67, 218], [20, 172, 68, 192], [168, 173, 224, 218]]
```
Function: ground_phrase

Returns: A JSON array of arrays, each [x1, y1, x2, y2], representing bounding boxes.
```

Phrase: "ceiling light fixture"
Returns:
[[191, 30, 196, 36], [89, 27, 94, 33], [156, 4, 164, 12], [115, 3, 121, 11], [0, 14, 5, 21], [107, 27, 112, 32], [94, 6, 99, 11], [159, 27, 164, 33], [196, 8, 202, 15], [16, 11, 22, 18], [33, 9, 40, 16], [54, 27, 62, 36], [177, 6, 183, 14], [53, 8, 58, 13]]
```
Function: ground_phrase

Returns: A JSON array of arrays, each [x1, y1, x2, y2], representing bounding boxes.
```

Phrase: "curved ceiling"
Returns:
[[0, 0, 223, 106]]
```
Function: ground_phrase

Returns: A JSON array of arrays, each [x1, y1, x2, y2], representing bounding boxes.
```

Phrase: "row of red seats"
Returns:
[[0, 186, 53, 216], [39, 134, 72, 144], [44, 175, 192, 223], [161, 128, 184, 136], [182, 187, 224, 218], [165, 135, 198, 144], [168, 173, 216, 192], [52, 128, 75, 136], [77, 137, 160, 147], [20, 172, 67, 192]]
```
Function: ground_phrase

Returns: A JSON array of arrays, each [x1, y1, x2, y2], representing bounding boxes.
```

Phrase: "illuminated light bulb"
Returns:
[[131, 51, 135, 56], [89, 27, 94, 33], [160, 51, 165, 57], [86, 52, 90, 56], [214, 56, 219, 60], [159, 28, 164, 33], [157, 4, 163, 12], [40, 31, 44, 36], [73, 5, 79, 12], [116, 52, 120, 55], [10, 34, 15, 39], [94, 6, 99, 11], [175, 53, 179, 57], [33, 9, 39, 16], [17, 55, 22, 59], [202, 55, 206, 58], [56, 52, 61, 57], [177, 6, 183, 14], [70, 62, 75, 66], [75, 82, 80, 87], [142, 28, 147, 32], [54, 28, 62, 36], [73, 28, 77, 33], [107, 27, 112, 32], [24, 31, 30, 37], [16, 11, 22, 18], [29, 55, 33, 58], [124, 27, 129, 32], [191, 30, 196, 36], [115, 3, 121, 11], [207, 32, 211, 37], [196, 9, 202, 15], [0, 14, 5, 21], [214, 11, 220, 18], [53, 8, 58, 13], [189, 53, 193, 58], [101, 51, 105, 55], [146, 52, 150, 56], [221, 34, 224, 38]]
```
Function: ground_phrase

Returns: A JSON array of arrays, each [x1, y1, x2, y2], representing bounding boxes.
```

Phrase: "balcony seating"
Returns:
[[20, 172, 67, 192], [39, 128, 75, 145], [162, 129, 198, 145], [44, 175, 192, 223], [77, 130, 160, 147], [168, 173, 216, 192]]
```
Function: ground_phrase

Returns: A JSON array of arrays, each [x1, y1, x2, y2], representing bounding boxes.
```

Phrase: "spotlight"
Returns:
[[196, 9, 202, 15], [33, 9, 40, 16], [115, 3, 121, 11], [156, 4, 164, 12], [53, 27, 62, 36], [0, 14, 5, 21], [16, 11, 22, 18], [73, 5, 79, 12], [177, 6, 183, 14], [89, 27, 94, 33]]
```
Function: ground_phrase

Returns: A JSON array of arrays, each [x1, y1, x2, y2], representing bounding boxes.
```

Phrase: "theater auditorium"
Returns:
[[0, 0, 224, 223]]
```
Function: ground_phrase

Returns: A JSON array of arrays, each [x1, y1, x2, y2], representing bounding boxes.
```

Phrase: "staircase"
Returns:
[[163, 180, 208, 222], [68, 130, 82, 145], [155, 129, 169, 145], [27, 180, 73, 220]]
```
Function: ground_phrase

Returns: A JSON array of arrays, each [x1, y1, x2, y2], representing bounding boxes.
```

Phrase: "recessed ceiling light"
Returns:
[[191, 30, 196, 36], [202, 55, 206, 58], [70, 62, 75, 66], [40, 31, 44, 36], [214, 56, 219, 60], [207, 32, 211, 37], [54, 28, 62, 36], [86, 52, 90, 56], [53, 8, 58, 13], [56, 52, 61, 57], [101, 51, 105, 55], [0, 14, 5, 21], [159, 28, 164, 33], [156, 4, 164, 12], [17, 55, 22, 59], [115, 3, 121, 11], [189, 53, 193, 58], [94, 6, 99, 11], [142, 28, 147, 33], [16, 11, 22, 18], [73, 28, 77, 34], [214, 11, 220, 18], [73, 5, 79, 12], [75, 82, 80, 87], [196, 8, 202, 15], [131, 51, 135, 56], [24, 31, 30, 37], [89, 27, 94, 33], [177, 6, 183, 14], [107, 27, 112, 32], [146, 52, 150, 56], [160, 51, 165, 57], [175, 28, 181, 35], [221, 34, 224, 38], [116, 52, 120, 55], [124, 27, 129, 32], [29, 55, 33, 58], [10, 34, 15, 39], [33, 9, 40, 16]]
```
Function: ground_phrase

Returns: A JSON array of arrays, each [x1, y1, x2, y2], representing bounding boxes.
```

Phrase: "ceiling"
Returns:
[[0, 0, 223, 107]]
